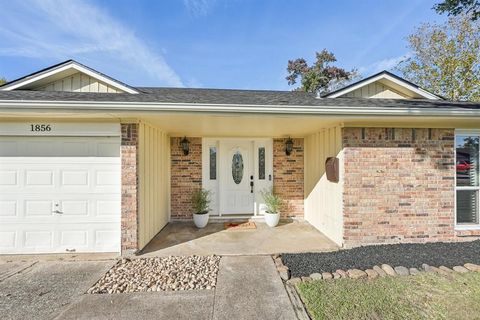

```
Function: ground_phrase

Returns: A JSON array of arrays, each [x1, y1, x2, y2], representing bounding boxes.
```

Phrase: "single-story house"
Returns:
[[1, 60, 480, 255]]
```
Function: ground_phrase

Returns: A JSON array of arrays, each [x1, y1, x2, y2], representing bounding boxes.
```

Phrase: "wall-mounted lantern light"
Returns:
[[285, 137, 294, 156], [180, 136, 190, 156]]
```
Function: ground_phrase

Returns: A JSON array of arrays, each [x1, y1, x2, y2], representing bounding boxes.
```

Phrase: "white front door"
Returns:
[[203, 138, 273, 216], [219, 140, 254, 215]]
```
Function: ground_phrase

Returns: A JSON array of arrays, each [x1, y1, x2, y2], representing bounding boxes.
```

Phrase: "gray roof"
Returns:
[[0, 87, 479, 109]]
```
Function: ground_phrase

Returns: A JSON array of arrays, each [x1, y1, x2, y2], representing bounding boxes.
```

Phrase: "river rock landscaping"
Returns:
[[281, 240, 480, 278], [87, 255, 220, 294]]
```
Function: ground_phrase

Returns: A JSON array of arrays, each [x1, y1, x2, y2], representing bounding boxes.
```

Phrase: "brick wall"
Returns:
[[170, 137, 202, 219], [342, 128, 455, 247], [121, 123, 139, 253], [273, 138, 304, 218]]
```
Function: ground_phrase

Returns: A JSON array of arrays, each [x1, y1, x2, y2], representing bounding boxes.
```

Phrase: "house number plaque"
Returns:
[[30, 124, 52, 132]]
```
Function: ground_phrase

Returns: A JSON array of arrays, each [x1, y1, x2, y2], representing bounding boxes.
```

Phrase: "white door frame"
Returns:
[[202, 138, 273, 217]]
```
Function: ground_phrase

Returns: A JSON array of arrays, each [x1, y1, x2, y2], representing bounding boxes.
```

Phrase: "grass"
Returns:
[[297, 272, 480, 320]]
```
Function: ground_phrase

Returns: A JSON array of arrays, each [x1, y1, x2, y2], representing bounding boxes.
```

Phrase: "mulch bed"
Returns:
[[283, 240, 480, 277]]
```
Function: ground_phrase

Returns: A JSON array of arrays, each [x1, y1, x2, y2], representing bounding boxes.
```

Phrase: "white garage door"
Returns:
[[0, 136, 121, 254]]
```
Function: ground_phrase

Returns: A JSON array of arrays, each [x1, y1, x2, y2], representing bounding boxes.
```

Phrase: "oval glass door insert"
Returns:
[[232, 151, 244, 184]]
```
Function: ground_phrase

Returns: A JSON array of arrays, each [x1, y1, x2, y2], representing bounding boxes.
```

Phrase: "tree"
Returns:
[[434, 0, 480, 20], [0, 77, 6, 85], [397, 15, 480, 101], [286, 49, 356, 94]]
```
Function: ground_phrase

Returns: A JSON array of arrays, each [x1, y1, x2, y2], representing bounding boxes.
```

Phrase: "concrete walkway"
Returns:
[[213, 255, 296, 320], [140, 220, 338, 257], [55, 256, 296, 320]]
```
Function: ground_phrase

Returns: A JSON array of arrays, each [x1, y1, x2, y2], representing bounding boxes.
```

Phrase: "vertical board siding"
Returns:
[[138, 122, 170, 249], [35, 72, 123, 93], [344, 82, 408, 99], [304, 127, 344, 246]]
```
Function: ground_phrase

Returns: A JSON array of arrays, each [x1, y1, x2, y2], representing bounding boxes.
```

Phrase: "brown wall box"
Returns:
[[325, 157, 339, 183]]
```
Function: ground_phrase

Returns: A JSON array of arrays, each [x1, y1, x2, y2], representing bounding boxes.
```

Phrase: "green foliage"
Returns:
[[298, 272, 480, 320], [434, 0, 480, 20], [286, 49, 357, 94], [261, 188, 282, 214], [0, 77, 6, 85], [191, 188, 211, 214], [397, 15, 480, 101]]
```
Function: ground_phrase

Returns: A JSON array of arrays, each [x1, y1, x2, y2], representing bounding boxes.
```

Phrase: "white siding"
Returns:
[[138, 122, 170, 249], [304, 127, 343, 246], [34, 72, 123, 93], [344, 82, 408, 99]]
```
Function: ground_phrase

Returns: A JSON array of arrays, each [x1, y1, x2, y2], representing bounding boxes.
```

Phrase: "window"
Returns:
[[209, 147, 217, 180], [231, 151, 244, 184], [258, 147, 265, 180], [456, 133, 480, 225]]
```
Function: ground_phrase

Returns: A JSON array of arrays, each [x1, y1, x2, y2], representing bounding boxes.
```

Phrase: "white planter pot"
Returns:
[[264, 212, 280, 227], [193, 213, 209, 228]]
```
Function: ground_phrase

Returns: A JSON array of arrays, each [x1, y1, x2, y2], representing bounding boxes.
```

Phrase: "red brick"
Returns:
[[342, 128, 457, 246]]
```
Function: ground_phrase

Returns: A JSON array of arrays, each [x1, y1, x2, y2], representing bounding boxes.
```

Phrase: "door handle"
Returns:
[[53, 210, 63, 214], [250, 181, 254, 193]]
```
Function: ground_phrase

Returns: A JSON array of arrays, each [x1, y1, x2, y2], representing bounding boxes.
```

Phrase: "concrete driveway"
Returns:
[[0, 258, 114, 320], [0, 255, 296, 320]]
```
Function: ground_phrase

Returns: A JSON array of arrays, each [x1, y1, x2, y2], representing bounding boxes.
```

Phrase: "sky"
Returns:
[[0, 0, 446, 90]]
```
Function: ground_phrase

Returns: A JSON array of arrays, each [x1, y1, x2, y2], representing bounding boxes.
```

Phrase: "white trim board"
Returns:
[[0, 122, 121, 136]]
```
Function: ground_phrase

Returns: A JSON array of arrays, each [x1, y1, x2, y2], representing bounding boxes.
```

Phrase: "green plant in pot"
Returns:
[[261, 188, 282, 227], [192, 188, 211, 228]]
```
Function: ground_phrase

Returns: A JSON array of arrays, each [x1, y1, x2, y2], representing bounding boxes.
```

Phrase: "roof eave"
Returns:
[[0, 99, 478, 117]]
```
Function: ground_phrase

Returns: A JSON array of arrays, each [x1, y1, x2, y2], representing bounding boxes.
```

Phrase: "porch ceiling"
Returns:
[[138, 113, 343, 137], [139, 113, 480, 137]]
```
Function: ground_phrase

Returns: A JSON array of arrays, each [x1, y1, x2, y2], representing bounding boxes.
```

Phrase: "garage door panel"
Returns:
[[0, 231, 16, 249], [0, 135, 121, 254], [95, 230, 119, 248], [0, 200, 17, 216], [25, 170, 54, 186], [60, 230, 88, 247], [0, 223, 120, 254], [25, 200, 54, 216], [95, 170, 120, 186], [60, 200, 89, 216], [0, 170, 17, 185], [61, 171, 89, 186], [1, 196, 120, 220], [0, 164, 120, 193], [96, 200, 121, 216], [24, 231, 53, 248]]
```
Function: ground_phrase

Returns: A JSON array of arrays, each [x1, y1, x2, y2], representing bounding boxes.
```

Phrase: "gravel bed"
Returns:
[[283, 240, 480, 277], [88, 255, 220, 294]]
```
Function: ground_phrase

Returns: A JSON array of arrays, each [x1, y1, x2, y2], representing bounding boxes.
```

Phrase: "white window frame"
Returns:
[[455, 129, 480, 230]]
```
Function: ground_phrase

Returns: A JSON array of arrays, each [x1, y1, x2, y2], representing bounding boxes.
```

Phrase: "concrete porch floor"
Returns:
[[138, 220, 339, 257]]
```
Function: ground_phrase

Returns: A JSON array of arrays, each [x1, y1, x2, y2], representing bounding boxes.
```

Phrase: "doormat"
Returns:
[[224, 221, 256, 230]]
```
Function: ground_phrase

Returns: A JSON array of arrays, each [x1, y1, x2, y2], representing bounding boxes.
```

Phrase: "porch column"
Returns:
[[170, 137, 202, 220], [273, 138, 304, 218], [121, 123, 139, 254]]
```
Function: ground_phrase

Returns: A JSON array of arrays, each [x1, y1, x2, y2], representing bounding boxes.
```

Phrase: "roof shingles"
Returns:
[[0, 87, 479, 110]]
